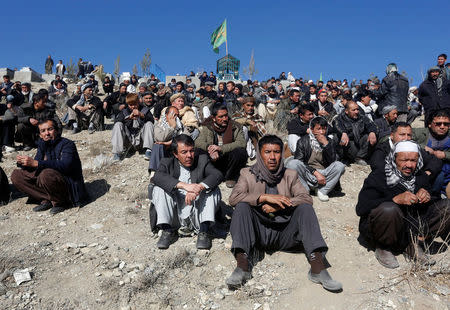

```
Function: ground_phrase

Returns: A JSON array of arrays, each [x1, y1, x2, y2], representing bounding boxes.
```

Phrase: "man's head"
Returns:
[[55, 75, 61, 80], [54, 80, 63, 90], [205, 81, 214, 91], [356, 89, 371, 106], [242, 97, 256, 115], [38, 119, 58, 142], [226, 81, 235, 92], [345, 101, 359, 119], [309, 84, 317, 94], [170, 93, 185, 110], [82, 84, 93, 99], [382, 105, 398, 123], [138, 83, 147, 94], [258, 135, 283, 172], [331, 88, 339, 98], [142, 92, 153, 106], [166, 106, 179, 118], [171, 134, 195, 168], [428, 110, 450, 137], [428, 66, 440, 80], [299, 104, 315, 123], [394, 141, 420, 177], [3, 75, 10, 83], [438, 54, 447, 66], [119, 83, 127, 94], [211, 103, 229, 128], [310, 117, 328, 136], [317, 89, 328, 103], [386, 63, 398, 75], [176, 81, 184, 92], [289, 89, 301, 103], [33, 93, 46, 110], [126, 93, 139, 110], [21, 83, 31, 94], [390, 122, 412, 143]]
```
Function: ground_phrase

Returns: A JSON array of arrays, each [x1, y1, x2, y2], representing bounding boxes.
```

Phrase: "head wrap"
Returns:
[[250, 144, 285, 187], [81, 84, 92, 92], [385, 141, 423, 192], [386, 63, 398, 75], [308, 116, 328, 152], [170, 93, 185, 103], [382, 105, 397, 115]]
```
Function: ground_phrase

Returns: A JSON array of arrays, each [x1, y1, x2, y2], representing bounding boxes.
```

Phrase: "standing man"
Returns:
[[437, 54, 450, 81], [56, 60, 65, 76], [11, 119, 88, 214], [226, 135, 342, 291], [418, 67, 450, 122], [45, 55, 54, 74]]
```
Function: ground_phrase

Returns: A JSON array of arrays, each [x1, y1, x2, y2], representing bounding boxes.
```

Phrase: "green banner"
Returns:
[[210, 19, 227, 53]]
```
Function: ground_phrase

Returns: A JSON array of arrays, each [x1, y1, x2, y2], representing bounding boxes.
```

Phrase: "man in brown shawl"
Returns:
[[226, 135, 342, 292]]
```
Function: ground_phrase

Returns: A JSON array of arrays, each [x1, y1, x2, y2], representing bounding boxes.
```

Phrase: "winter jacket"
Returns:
[[293, 134, 338, 173], [418, 78, 450, 116], [373, 72, 409, 113]]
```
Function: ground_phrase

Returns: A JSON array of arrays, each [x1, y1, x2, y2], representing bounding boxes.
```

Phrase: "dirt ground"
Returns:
[[0, 82, 448, 310]]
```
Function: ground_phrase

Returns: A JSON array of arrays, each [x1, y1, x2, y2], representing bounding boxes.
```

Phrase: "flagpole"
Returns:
[[226, 40, 228, 56]]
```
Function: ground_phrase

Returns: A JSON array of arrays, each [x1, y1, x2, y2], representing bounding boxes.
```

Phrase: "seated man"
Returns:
[[333, 101, 377, 165], [286, 117, 346, 201], [311, 89, 336, 123], [232, 96, 267, 159], [226, 135, 342, 291], [21, 83, 34, 105], [67, 84, 104, 134], [287, 103, 315, 153], [0, 166, 9, 205], [86, 74, 99, 94], [15, 93, 61, 150], [370, 122, 442, 181], [197, 103, 248, 188], [413, 110, 450, 195], [151, 134, 223, 249], [48, 80, 68, 104], [0, 75, 13, 101], [374, 105, 398, 143], [103, 83, 128, 119], [356, 141, 450, 268], [11, 119, 88, 214], [112, 93, 154, 161], [272, 88, 301, 132], [102, 76, 115, 96]]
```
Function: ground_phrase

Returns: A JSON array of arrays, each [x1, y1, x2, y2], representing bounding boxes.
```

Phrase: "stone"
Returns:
[[41, 74, 56, 83], [91, 223, 103, 230], [119, 262, 126, 270], [13, 269, 32, 285]]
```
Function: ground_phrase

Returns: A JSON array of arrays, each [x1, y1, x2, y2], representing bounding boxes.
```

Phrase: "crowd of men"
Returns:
[[0, 53, 449, 292]]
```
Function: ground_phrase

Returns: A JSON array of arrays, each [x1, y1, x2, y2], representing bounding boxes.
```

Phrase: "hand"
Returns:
[[209, 150, 220, 161], [424, 146, 434, 154], [317, 110, 329, 116], [313, 171, 326, 185], [434, 150, 445, 159], [208, 145, 221, 154], [416, 188, 431, 204], [7, 103, 12, 109], [119, 104, 126, 111], [167, 112, 177, 128], [258, 194, 293, 209], [315, 134, 328, 146], [103, 102, 108, 110], [393, 191, 419, 205], [179, 183, 205, 195], [368, 132, 377, 145], [290, 107, 298, 114], [132, 109, 140, 117], [185, 192, 198, 205], [29, 118, 38, 126], [340, 133, 349, 146], [16, 155, 38, 168], [261, 204, 280, 214]]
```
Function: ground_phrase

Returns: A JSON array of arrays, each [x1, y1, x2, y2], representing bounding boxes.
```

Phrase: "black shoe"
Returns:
[[196, 232, 212, 249], [50, 204, 67, 215], [157, 230, 178, 249], [33, 201, 52, 212], [226, 267, 252, 289]]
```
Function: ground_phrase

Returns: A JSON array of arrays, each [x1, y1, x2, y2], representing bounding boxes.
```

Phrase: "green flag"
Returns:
[[210, 19, 227, 53]]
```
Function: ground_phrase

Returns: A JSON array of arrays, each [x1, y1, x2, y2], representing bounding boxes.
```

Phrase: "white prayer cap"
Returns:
[[394, 141, 419, 154]]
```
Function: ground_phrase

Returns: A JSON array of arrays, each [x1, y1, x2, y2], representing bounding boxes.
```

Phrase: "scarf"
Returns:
[[203, 116, 234, 144], [356, 101, 373, 121], [385, 142, 423, 192], [308, 116, 327, 152], [250, 146, 285, 187]]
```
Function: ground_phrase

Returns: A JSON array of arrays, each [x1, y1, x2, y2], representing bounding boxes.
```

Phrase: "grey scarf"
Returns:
[[250, 146, 285, 187]]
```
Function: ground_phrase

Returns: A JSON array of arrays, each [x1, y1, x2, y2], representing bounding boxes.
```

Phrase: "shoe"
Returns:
[[3, 145, 16, 153], [23, 146, 32, 152], [355, 158, 368, 166], [157, 230, 178, 249], [33, 201, 52, 212], [308, 269, 343, 292], [226, 180, 236, 188], [144, 149, 152, 161], [317, 190, 329, 202], [50, 204, 67, 215], [88, 126, 95, 134], [72, 127, 80, 134], [178, 225, 194, 237], [226, 267, 252, 289], [196, 232, 212, 249], [404, 243, 436, 266], [375, 248, 399, 269], [112, 153, 121, 161]]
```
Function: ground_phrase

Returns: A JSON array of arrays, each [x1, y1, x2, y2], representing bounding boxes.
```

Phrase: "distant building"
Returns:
[[217, 54, 240, 80]]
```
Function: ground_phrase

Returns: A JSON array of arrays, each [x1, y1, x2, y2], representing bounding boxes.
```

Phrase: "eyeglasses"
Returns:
[[432, 122, 450, 127]]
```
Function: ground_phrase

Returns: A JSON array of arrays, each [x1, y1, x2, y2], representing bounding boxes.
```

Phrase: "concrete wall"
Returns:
[[13, 67, 43, 82], [0, 68, 14, 79], [41, 74, 56, 83]]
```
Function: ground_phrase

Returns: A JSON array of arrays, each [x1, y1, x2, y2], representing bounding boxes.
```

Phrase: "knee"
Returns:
[[285, 159, 300, 170], [10, 169, 22, 185], [372, 202, 403, 219], [38, 169, 58, 182], [113, 122, 124, 131], [232, 202, 252, 217], [335, 161, 346, 173]]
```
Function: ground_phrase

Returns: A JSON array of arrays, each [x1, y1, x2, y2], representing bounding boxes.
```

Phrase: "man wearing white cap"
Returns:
[[356, 140, 450, 269]]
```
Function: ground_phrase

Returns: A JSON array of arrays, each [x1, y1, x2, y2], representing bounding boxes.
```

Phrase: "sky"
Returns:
[[1, 0, 449, 86]]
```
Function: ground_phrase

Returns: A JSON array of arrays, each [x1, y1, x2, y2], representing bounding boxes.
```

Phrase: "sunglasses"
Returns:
[[433, 122, 450, 127]]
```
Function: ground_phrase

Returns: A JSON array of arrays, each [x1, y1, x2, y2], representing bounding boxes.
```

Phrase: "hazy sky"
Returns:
[[2, 0, 449, 85]]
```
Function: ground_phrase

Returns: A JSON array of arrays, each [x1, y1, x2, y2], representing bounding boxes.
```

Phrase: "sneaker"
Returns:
[[88, 126, 95, 134], [196, 232, 212, 249], [317, 190, 329, 202], [308, 269, 343, 292], [33, 201, 52, 212], [178, 225, 194, 237], [226, 267, 252, 289], [375, 248, 399, 269], [72, 127, 80, 134], [3, 145, 16, 153], [225, 180, 236, 188], [144, 149, 152, 161], [112, 153, 121, 161], [157, 230, 178, 249]]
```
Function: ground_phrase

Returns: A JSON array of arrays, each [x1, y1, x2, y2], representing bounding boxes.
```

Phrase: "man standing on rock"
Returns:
[[11, 118, 88, 214], [226, 135, 342, 292], [45, 55, 54, 74], [151, 134, 223, 250]]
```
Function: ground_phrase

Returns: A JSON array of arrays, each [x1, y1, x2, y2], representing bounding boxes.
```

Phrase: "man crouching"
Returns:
[[151, 134, 223, 250], [226, 135, 342, 292]]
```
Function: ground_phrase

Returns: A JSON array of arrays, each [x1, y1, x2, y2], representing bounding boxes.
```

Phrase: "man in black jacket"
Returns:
[[374, 105, 398, 143], [286, 117, 345, 201], [418, 66, 450, 123], [356, 141, 449, 269], [151, 134, 223, 250], [311, 89, 336, 123], [67, 84, 104, 134], [373, 63, 409, 122], [287, 103, 315, 154], [103, 83, 128, 119], [333, 101, 377, 165], [111, 93, 154, 161]]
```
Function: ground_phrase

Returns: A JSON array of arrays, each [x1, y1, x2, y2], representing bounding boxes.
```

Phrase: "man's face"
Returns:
[[214, 109, 229, 128], [226, 83, 234, 92], [312, 123, 327, 137], [176, 84, 182, 92], [429, 116, 450, 136], [128, 100, 139, 110], [438, 56, 446, 66], [34, 99, 45, 110], [260, 143, 282, 172], [174, 143, 195, 168], [38, 121, 56, 141], [430, 71, 440, 79], [233, 87, 240, 95], [243, 101, 255, 115], [123, 80, 130, 86], [360, 95, 371, 105], [139, 86, 146, 93], [83, 88, 93, 99], [143, 95, 152, 106], [172, 97, 185, 110], [3, 77, 9, 83], [120, 86, 127, 94], [318, 92, 327, 103], [391, 126, 412, 143], [205, 85, 212, 91], [290, 92, 300, 102], [300, 110, 314, 123], [345, 103, 359, 119], [331, 89, 338, 98], [309, 86, 316, 94], [21, 85, 29, 93], [395, 152, 419, 177], [385, 109, 398, 123], [55, 83, 63, 89]]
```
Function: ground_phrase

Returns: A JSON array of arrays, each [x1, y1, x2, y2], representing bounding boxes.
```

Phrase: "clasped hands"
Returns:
[[258, 194, 293, 214], [177, 182, 206, 205]]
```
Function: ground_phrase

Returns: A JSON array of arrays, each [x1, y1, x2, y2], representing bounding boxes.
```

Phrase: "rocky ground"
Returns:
[[0, 82, 449, 310]]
